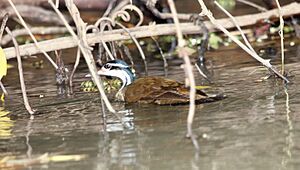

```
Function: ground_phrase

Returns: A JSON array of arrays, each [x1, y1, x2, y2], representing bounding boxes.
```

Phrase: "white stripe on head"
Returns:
[[97, 68, 133, 91], [107, 63, 129, 68]]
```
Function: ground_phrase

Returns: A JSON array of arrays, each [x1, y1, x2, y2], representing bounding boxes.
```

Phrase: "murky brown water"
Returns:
[[1, 1, 300, 170], [1, 42, 300, 170]]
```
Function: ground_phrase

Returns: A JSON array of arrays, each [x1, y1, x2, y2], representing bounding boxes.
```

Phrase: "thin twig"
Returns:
[[168, 0, 199, 151], [94, 15, 148, 74], [55, 0, 59, 8], [151, 36, 168, 77], [197, 0, 289, 83], [275, 0, 285, 74], [110, 0, 130, 15], [103, 0, 117, 17], [214, 1, 255, 53], [115, 21, 148, 75], [195, 63, 209, 82], [120, 43, 135, 67], [4, 2, 300, 60], [101, 40, 115, 60], [110, 4, 144, 27], [142, 0, 192, 20], [6, 27, 35, 115], [0, 14, 8, 96], [7, 0, 58, 69], [0, 13, 9, 41], [237, 0, 267, 12], [0, 81, 8, 95], [1, 26, 73, 46], [49, 0, 117, 113], [69, 47, 81, 90]]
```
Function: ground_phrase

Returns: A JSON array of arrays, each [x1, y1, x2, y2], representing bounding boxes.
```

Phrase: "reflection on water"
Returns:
[[281, 87, 293, 170], [0, 16, 300, 170], [1, 0, 299, 167], [25, 116, 34, 159], [0, 107, 13, 139], [2, 49, 300, 169]]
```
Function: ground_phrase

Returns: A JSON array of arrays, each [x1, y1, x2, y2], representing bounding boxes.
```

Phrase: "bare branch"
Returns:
[[167, 0, 199, 151], [0, 13, 8, 41], [1, 26, 73, 45], [3, 2, 300, 61], [275, 0, 285, 74], [48, 0, 118, 113], [215, 1, 255, 53], [0, 81, 8, 96], [197, 0, 289, 83], [6, 27, 35, 115], [151, 36, 168, 77], [237, 0, 267, 12], [7, 0, 58, 69], [69, 47, 81, 91]]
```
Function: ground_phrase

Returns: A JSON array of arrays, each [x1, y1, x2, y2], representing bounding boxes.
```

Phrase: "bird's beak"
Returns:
[[96, 69, 105, 75]]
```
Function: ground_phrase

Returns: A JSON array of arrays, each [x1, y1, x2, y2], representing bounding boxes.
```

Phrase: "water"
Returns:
[[1, 40, 300, 169], [1, 1, 300, 169]]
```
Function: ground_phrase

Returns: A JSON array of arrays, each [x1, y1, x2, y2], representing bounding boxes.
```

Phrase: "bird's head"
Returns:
[[96, 60, 136, 90]]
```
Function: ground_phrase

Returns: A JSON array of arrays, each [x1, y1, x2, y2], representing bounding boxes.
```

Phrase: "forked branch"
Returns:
[[197, 0, 289, 83], [48, 0, 118, 114]]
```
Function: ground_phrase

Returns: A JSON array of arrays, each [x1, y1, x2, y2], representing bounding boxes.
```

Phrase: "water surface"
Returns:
[[1, 0, 300, 169]]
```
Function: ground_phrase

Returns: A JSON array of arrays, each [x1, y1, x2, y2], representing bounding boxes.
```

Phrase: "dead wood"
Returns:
[[3, 2, 300, 60], [1, 5, 69, 25], [1, 26, 71, 45], [0, 0, 109, 10], [7, 0, 58, 69], [6, 27, 35, 114], [0, 0, 48, 8]]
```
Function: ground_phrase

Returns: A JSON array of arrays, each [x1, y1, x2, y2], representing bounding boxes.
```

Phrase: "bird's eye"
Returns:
[[103, 64, 112, 69]]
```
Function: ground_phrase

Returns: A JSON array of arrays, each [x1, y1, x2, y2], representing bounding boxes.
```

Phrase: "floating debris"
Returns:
[[0, 153, 87, 169]]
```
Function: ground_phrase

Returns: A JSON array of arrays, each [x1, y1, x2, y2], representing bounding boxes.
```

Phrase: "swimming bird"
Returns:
[[94, 60, 224, 105]]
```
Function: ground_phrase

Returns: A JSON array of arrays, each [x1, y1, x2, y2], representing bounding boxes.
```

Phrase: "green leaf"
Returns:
[[209, 33, 223, 49], [0, 47, 7, 80], [216, 0, 236, 11]]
